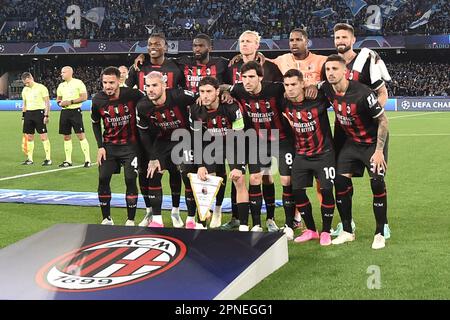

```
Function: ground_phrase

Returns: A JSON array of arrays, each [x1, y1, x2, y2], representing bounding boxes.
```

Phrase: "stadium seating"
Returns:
[[0, 0, 448, 41]]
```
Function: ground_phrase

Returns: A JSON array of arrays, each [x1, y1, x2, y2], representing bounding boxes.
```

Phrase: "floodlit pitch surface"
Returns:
[[1, 111, 449, 299]]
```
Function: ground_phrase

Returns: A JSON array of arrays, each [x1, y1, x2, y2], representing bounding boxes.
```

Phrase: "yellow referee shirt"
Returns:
[[56, 78, 87, 109], [21, 83, 49, 111]]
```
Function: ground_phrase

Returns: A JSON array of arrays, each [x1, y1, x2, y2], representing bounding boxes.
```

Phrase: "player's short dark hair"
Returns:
[[283, 69, 304, 81], [101, 66, 121, 79], [290, 28, 308, 39], [198, 76, 219, 89], [194, 33, 212, 46], [325, 54, 347, 65], [240, 61, 264, 77], [149, 32, 166, 43], [334, 23, 354, 35], [21, 72, 32, 80]]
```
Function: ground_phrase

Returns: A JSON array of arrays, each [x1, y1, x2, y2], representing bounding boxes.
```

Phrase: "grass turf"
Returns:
[[0, 110, 449, 299]]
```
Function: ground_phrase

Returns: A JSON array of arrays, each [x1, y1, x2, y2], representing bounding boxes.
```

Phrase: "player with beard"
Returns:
[[136, 72, 200, 229], [127, 33, 185, 228], [174, 34, 230, 227], [268, 28, 327, 86], [91, 67, 143, 226], [328, 23, 391, 238], [321, 55, 389, 249]]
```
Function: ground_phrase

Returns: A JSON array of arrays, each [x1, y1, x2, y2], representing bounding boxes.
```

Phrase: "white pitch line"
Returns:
[[390, 133, 450, 137], [389, 112, 444, 119], [0, 163, 97, 181]]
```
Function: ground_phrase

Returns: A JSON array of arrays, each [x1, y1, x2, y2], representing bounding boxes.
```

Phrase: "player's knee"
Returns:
[[148, 172, 163, 186], [321, 188, 335, 205], [293, 188, 308, 203], [370, 178, 386, 195], [335, 175, 352, 193], [233, 175, 246, 189], [250, 173, 262, 185], [262, 174, 273, 185], [280, 175, 291, 186]]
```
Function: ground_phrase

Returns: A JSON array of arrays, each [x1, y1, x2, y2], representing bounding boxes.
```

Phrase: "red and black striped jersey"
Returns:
[[189, 102, 243, 140], [321, 81, 384, 145], [227, 56, 283, 85], [126, 58, 185, 91], [136, 88, 197, 141], [175, 56, 229, 93], [91, 87, 143, 146], [230, 81, 288, 141], [283, 92, 333, 156]]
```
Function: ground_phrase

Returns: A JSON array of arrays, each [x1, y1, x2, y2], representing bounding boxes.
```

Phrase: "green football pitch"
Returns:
[[0, 110, 449, 299]]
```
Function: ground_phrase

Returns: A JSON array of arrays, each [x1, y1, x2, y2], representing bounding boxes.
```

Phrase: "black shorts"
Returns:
[[154, 141, 181, 172], [59, 108, 85, 135], [337, 137, 389, 178], [291, 151, 336, 190], [247, 138, 294, 176], [23, 110, 47, 134], [99, 144, 138, 178]]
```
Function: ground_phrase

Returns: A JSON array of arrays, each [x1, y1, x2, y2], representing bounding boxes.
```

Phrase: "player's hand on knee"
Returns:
[[147, 159, 161, 178], [229, 168, 243, 181], [370, 150, 387, 175], [197, 167, 209, 181], [97, 147, 106, 166]]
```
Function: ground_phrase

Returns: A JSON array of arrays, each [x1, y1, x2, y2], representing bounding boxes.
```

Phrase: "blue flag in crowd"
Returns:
[[311, 8, 336, 19], [345, 0, 367, 16], [409, 4, 439, 29], [379, 0, 407, 19], [82, 7, 105, 27]]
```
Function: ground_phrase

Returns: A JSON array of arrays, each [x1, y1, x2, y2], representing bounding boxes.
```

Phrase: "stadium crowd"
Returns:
[[386, 62, 449, 96], [0, 0, 448, 41]]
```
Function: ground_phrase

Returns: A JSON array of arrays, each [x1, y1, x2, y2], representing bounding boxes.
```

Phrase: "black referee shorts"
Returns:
[[23, 109, 47, 134], [59, 108, 85, 135]]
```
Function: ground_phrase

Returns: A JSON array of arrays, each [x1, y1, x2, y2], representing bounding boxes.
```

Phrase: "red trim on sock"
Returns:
[[296, 201, 310, 208], [374, 192, 386, 198]]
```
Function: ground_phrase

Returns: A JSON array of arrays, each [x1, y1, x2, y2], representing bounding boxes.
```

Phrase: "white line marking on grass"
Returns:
[[391, 133, 450, 137], [0, 163, 97, 181], [389, 112, 444, 120]]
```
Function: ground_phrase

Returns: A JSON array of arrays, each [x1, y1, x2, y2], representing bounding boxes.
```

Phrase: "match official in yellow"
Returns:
[[56, 66, 91, 168], [21, 72, 52, 166]]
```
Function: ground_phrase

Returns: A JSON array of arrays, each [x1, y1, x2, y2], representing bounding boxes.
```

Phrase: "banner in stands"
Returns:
[[0, 35, 446, 55], [0, 100, 91, 111], [396, 97, 450, 111]]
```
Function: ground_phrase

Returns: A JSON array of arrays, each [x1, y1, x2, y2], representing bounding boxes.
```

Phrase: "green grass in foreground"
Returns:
[[1, 111, 450, 299]]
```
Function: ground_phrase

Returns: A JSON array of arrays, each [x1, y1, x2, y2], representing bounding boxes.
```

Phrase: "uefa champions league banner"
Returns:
[[0, 100, 91, 111], [3, 98, 449, 112], [396, 97, 450, 111], [1, 35, 448, 55]]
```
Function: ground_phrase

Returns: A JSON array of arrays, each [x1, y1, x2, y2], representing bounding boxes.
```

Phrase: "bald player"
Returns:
[[118, 65, 129, 87], [56, 66, 91, 168]]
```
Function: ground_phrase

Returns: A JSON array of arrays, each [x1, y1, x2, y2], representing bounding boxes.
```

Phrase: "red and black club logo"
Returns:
[[36, 235, 187, 292]]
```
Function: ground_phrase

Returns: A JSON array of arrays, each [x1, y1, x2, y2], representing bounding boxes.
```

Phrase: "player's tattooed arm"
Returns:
[[376, 113, 388, 151]]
